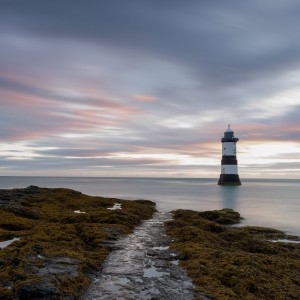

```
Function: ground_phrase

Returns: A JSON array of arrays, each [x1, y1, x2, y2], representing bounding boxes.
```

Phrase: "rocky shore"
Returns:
[[83, 211, 199, 300], [1, 187, 300, 299], [166, 209, 300, 299], [0, 186, 156, 299]]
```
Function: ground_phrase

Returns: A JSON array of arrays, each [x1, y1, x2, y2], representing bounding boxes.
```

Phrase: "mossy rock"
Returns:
[[198, 208, 242, 224], [0, 186, 156, 299], [166, 208, 300, 300]]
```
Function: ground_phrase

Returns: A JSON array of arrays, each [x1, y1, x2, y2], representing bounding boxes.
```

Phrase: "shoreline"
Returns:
[[166, 208, 300, 300], [0, 177, 299, 238], [1, 187, 300, 299]]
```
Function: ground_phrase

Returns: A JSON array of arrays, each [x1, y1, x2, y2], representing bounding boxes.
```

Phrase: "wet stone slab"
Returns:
[[102, 250, 145, 275], [82, 212, 200, 300]]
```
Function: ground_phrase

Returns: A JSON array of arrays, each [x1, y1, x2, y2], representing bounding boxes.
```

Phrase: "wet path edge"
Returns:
[[82, 211, 201, 300]]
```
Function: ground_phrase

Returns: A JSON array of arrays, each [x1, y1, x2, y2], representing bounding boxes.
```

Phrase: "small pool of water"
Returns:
[[0, 238, 20, 249], [143, 265, 168, 278]]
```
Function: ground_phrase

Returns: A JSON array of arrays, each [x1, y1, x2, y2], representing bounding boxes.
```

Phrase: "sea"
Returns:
[[0, 177, 299, 237]]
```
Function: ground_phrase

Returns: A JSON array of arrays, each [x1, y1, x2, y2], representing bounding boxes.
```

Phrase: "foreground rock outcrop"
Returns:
[[0, 186, 156, 299], [166, 208, 300, 300], [2, 187, 300, 300]]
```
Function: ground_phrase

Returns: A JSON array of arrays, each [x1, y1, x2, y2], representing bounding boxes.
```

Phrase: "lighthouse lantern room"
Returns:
[[218, 125, 241, 185]]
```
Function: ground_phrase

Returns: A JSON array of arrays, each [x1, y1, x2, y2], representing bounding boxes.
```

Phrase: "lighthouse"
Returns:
[[218, 125, 241, 185]]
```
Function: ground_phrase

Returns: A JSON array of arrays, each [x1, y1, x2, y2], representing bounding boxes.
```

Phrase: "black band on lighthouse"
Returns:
[[218, 174, 241, 185], [221, 156, 237, 165]]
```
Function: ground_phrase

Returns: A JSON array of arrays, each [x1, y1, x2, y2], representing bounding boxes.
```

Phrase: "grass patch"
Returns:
[[166, 208, 300, 300]]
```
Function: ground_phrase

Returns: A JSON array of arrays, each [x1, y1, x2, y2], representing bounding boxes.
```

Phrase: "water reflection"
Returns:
[[219, 186, 240, 210]]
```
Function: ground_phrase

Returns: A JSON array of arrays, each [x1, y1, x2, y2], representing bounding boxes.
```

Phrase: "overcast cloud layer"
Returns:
[[1, 0, 300, 178]]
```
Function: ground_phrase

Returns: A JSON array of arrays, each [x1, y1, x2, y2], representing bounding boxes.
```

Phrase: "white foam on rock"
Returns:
[[270, 239, 300, 244], [152, 246, 169, 250], [107, 203, 122, 210]]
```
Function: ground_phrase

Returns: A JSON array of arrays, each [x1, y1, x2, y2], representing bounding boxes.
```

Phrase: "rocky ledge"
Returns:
[[166, 208, 300, 300], [0, 186, 156, 299], [1, 187, 300, 300], [83, 212, 202, 300]]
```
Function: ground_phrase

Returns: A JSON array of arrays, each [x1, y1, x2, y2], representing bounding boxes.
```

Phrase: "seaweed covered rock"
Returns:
[[198, 208, 242, 225], [14, 280, 59, 300], [166, 209, 300, 300], [0, 186, 156, 299]]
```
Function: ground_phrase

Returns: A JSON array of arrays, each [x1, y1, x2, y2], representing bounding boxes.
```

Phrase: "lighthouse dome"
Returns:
[[225, 124, 233, 132], [224, 124, 234, 138]]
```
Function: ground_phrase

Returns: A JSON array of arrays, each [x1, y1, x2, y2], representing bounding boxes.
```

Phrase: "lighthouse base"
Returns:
[[218, 174, 241, 186]]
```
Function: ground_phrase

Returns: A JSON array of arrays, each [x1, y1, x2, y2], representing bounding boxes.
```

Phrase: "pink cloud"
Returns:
[[0, 89, 42, 107], [0, 74, 146, 143], [88, 98, 142, 116], [130, 94, 158, 102]]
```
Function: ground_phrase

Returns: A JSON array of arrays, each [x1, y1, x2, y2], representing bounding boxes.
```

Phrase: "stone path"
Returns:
[[82, 212, 201, 300]]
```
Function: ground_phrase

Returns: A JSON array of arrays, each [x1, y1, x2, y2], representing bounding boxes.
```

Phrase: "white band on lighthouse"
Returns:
[[222, 165, 238, 175], [222, 142, 236, 156]]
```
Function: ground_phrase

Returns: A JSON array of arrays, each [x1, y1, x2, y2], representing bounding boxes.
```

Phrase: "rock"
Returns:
[[0, 186, 157, 300], [14, 255, 81, 300], [25, 186, 40, 192], [14, 280, 59, 300], [199, 208, 242, 224], [6, 206, 39, 220], [83, 212, 198, 300], [38, 256, 80, 278], [26, 255, 80, 278], [146, 249, 179, 261]]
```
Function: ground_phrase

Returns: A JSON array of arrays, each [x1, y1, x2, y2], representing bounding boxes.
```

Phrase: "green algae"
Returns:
[[0, 186, 156, 299], [166, 208, 300, 300]]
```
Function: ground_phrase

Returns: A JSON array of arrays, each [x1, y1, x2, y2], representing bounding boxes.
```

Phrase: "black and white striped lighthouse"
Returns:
[[218, 125, 241, 185]]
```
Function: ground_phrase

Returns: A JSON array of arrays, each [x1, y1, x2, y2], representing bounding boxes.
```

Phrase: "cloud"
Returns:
[[1, 1, 300, 177], [3, 1, 300, 83], [131, 95, 158, 102]]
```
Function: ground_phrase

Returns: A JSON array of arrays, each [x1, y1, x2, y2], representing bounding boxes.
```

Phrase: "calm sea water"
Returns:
[[0, 177, 299, 237]]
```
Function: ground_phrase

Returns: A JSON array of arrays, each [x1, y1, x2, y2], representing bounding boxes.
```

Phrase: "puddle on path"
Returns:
[[82, 212, 200, 300], [143, 264, 169, 278]]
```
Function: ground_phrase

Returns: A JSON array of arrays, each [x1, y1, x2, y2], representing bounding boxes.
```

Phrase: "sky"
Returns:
[[1, 1, 300, 179]]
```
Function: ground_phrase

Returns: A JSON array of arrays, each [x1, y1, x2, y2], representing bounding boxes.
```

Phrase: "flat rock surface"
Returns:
[[82, 212, 199, 300]]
